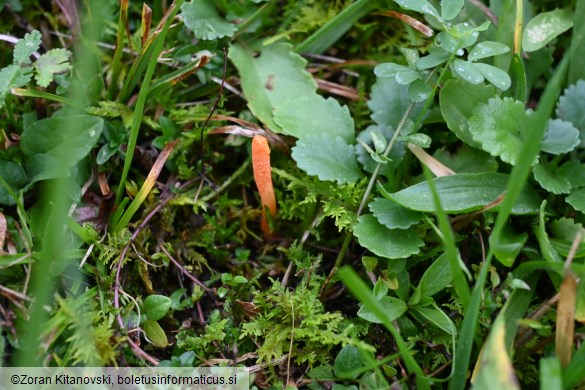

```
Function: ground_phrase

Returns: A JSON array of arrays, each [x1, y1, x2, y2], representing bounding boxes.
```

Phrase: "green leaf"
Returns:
[[228, 43, 316, 131], [273, 95, 354, 143], [441, 0, 464, 21], [533, 161, 571, 195], [358, 296, 407, 324], [180, 0, 237, 40], [25, 154, 69, 183], [491, 225, 528, 267], [474, 63, 511, 91], [368, 74, 424, 129], [13, 30, 41, 64], [411, 303, 456, 335], [394, 0, 440, 19], [353, 215, 424, 259], [20, 115, 104, 165], [510, 53, 528, 103], [0, 64, 32, 108], [374, 62, 411, 78], [369, 197, 423, 229], [292, 135, 363, 184], [34, 49, 72, 87], [468, 97, 532, 165], [472, 317, 519, 390], [541, 119, 580, 154], [142, 319, 169, 348], [408, 79, 433, 102], [539, 357, 563, 390], [522, 8, 573, 52], [453, 60, 484, 84], [558, 161, 585, 189], [0, 160, 27, 206], [468, 41, 510, 62], [433, 145, 498, 173], [144, 295, 172, 321], [556, 80, 585, 146], [439, 78, 495, 147], [416, 48, 450, 70], [417, 253, 453, 297], [568, 0, 585, 85], [334, 345, 363, 380], [356, 125, 406, 177], [567, 187, 585, 213], [378, 172, 542, 214]]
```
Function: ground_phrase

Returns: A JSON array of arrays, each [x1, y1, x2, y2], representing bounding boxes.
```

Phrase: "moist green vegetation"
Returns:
[[0, 0, 584, 388]]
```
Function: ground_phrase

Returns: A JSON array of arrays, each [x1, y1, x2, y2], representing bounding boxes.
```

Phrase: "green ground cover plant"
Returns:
[[0, 0, 584, 388]]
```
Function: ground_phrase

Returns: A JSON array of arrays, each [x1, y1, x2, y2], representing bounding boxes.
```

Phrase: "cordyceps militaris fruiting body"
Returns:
[[251, 135, 277, 238]]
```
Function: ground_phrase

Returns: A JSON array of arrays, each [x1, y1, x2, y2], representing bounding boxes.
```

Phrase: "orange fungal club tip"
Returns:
[[252, 135, 277, 238]]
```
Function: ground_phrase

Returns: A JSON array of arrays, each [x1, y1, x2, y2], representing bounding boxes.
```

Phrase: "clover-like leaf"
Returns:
[[13, 30, 41, 64], [453, 60, 484, 84], [474, 63, 511, 91], [441, 0, 464, 21], [378, 173, 542, 214], [369, 197, 423, 229], [440, 79, 495, 147], [556, 80, 585, 146], [34, 48, 72, 87], [181, 0, 237, 40], [394, 0, 440, 19], [417, 48, 450, 70], [541, 119, 580, 154], [292, 135, 363, 184], [468, 96, 532, 165], [468, 41, 510, 61], [522, 8, 573, 52], [273, 95, 354, 143], [229, 43, 316, 131], [353, 214, 424, 259]]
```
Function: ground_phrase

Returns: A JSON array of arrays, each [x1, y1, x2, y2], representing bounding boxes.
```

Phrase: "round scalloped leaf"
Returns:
[[533, 162, 571, 194], [273, 95, 354, 143], [522, 8, 573, 52], [180, 0, 237, 40], [542, 119, 580, 154], [556, 80, 585, 146], [353, 215, 423, 259], [567, 188, 585, 213], [378, 172, 542, 215], [228, 43, 317, 132], [558, 161, 585, 189], [367, 77, 424, 129], [291, 135, 363, 184], [468, 96, 531, 165], [369, 197, 423, 229], [439, 79, 495, 148]]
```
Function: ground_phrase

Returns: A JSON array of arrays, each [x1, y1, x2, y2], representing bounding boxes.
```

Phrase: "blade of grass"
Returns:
[[540, 357, 563, 390], [11, 88, 82, 109], [114, 0, 184, 211], [568, 0, 585, 84], [449, 53, 570, 390], [422, 166, 470, 310], [113, 139, 178, 233], [146, 52, 211, 99], [13, 2, 108, 365], [500, 273, 538, 350], [107, 0, 128, 100], [563, 342, 585, 388], [296, 0, 377, 54], [338, 266, 431, 389]]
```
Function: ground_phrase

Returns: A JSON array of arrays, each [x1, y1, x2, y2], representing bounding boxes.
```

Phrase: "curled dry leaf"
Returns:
[[252, 135, 277, 238]]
